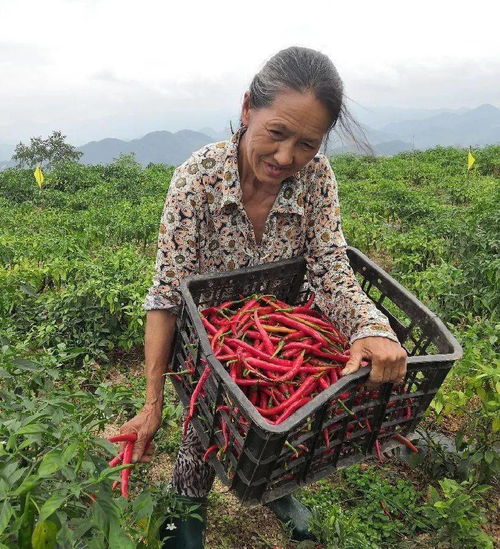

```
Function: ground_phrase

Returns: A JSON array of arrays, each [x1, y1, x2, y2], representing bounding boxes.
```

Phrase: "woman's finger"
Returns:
[[144, 441, 156, 455]]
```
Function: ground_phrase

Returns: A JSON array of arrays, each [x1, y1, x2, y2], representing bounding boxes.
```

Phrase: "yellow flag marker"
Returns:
[[34, 166, 45, 188], [467, 148, 476, 171]]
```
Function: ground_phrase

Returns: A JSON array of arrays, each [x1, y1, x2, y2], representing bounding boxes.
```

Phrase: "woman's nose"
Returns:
[[274, 142, 294, 167]]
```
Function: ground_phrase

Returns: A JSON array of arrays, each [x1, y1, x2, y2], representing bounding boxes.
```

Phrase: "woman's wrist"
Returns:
[[143, 395, 164, 412]]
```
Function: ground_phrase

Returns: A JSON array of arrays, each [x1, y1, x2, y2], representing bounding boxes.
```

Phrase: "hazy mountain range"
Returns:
[[1, 104, 499, 169]]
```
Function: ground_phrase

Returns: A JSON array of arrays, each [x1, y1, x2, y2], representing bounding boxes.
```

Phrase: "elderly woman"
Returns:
[[120, 47, 407, 548]]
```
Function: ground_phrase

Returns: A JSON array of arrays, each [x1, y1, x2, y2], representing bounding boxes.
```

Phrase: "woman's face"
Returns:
[[239, 88, 331, 185]]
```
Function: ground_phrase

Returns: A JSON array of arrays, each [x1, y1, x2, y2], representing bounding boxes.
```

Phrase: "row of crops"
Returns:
[[0, 147, 498, 547]]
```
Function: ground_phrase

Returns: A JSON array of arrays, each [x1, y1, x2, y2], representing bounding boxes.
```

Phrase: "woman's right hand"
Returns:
[[118, 403, 163, 463]]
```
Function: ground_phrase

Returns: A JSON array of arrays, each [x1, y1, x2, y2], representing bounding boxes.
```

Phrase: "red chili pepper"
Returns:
[[108, 433, 138, 443], [245, 330, 281, 343], [203, 444, 219, 462], [311, 348, 350, 362], [244, 356, 329, 375], [264, 314, 327, 344], [253, 310, 275, 355], [272, 397, 312, 424], [202, 300, 236, 317], [261, 295, 290, 309], [305, 295, 315, 309], [183, 365, 211, 436], [261, 387, 286, 405], [121, 441, 134, 498], [330, 367, 339, 384], [290, 313, 334, 329], [392, 433, 418, 452], [108, 451, 124, 467], [249, 388, 259, 405], [256, 376, 317, 417], [201, 317, 218, 336], [322, 427, 330, 448], [282, 340, 314, 351], [272, 350, 305, 383], [225, 339, 293, 365], [318, 374, 330, 391], [231, 298, 259, 336], [281, 348, 301, 359], [219, 418, 229, 451], [234, 378, 284, 386]]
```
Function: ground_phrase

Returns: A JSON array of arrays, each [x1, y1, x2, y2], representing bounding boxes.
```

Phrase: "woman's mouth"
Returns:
[[263, 161, 285, 177]]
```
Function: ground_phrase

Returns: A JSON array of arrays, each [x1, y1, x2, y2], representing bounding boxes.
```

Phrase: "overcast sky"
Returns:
[[1, 0, 499, 145]]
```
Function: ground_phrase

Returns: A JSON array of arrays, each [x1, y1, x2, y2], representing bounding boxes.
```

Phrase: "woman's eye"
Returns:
[[269, 129, 283, 137], [301, 142, 313, 150]]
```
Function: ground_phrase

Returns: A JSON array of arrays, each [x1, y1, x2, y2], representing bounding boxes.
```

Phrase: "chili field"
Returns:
[[1, 148, 498, 548]]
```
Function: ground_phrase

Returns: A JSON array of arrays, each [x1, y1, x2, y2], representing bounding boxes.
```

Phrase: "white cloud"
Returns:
[[1, 0, 499, 143]]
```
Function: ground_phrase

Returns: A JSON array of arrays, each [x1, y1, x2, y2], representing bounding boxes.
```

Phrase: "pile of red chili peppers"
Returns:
[[190, 294, 417, 463], [200, 294, 353, 423]]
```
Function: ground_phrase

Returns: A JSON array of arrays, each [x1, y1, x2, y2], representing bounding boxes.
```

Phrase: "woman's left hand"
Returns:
[[341, 336, 407, 386]]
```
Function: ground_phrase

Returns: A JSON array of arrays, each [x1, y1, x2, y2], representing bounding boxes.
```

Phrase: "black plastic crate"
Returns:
[[170, 247, 462, 505]]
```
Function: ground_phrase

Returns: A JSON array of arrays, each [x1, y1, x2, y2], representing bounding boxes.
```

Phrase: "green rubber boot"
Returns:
[[266, 494, 317, 542], [160, 495, 207, 549]]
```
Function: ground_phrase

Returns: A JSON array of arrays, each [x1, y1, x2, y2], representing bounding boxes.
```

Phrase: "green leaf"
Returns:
[[108, 520, 136, 549], [17, 423, 47, 436], [132, 492, 154, 522], [60, 440, 79, 466], [31, 520, 58, 549], [39, 493, 67, 522], [38, 450, 62, 477], [432, 400, 443, 415], [484, 450, 495, 465], [0, 501, 13, 536], [14, 475, 40, 496], [13, 358, 38, 372], [93, 438, 117, 454], [18, 494, 36, 549], [492, 417, 500, 433]]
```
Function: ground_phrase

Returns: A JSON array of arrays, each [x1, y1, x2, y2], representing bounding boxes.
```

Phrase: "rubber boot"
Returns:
[[266, 494, 317, 542], [160, 495, 207, 549]]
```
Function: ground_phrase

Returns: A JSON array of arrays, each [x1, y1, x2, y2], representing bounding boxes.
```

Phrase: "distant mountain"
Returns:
[[328, 139, 413, 156], [351, 106, 467, 130], [2, 105, 498, 171], [78, 129, 216, 166], [379, 104, 500, 149]]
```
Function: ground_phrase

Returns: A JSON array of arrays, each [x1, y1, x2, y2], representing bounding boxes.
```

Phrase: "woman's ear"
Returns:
[[241, 92, 251, 126]]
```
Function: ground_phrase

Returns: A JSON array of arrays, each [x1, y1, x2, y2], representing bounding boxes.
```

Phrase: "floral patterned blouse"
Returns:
[[144, 127, 398, 345]]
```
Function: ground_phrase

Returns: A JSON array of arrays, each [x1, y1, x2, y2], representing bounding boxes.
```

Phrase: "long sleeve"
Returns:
[[304, 155, 399, 345], [143, 161, 202, 313]]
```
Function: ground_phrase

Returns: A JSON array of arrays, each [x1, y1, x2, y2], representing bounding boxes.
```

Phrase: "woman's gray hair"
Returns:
[[245, 46, 372, 154]]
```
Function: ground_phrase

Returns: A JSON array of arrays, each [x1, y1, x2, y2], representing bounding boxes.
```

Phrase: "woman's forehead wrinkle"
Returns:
[[266, 116, 324, 143]]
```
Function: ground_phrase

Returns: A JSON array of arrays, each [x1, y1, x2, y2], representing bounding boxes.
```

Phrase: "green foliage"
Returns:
[[12, 131, 83, 169], [421, 479, 493, 549], [0, 344, 190, 548], [298, 465, 422, 548], [428, 318, 500, 483], [298, 465, 494, 549]]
